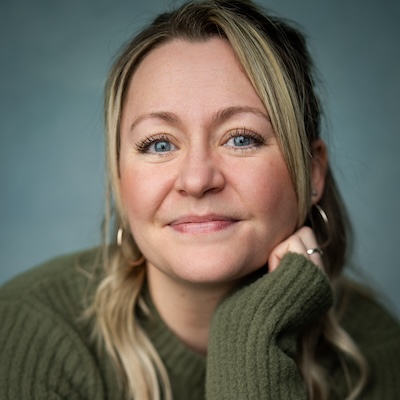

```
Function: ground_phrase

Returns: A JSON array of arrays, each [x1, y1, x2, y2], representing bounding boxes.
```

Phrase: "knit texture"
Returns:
[[1, 249, 399, 399], [206, 253, 333, 399]]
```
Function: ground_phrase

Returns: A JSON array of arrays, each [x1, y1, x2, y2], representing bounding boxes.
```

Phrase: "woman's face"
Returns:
[[119, 38, 298, 286]]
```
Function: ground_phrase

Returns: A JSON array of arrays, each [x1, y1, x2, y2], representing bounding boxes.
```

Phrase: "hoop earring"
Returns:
[[116, 227, 145, 267], [311, 204, 331, 249]]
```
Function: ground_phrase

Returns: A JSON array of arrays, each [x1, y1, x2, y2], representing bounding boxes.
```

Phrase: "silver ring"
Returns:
[[307, 248, 323, 256]]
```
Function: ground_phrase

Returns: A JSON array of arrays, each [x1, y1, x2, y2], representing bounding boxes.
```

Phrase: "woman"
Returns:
[[0, 1, 399, 399]]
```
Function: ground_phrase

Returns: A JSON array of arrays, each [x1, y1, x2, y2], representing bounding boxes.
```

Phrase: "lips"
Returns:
[[168, 214, 239, 234]]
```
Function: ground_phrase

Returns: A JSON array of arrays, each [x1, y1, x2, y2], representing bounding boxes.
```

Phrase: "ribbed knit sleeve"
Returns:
[[206, 253, 333, 400], [0, 301, 104, 399], [0, 250, 120, 400]]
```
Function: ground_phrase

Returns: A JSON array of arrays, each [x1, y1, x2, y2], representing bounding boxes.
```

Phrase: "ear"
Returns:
[[310, 139, 328, 204]]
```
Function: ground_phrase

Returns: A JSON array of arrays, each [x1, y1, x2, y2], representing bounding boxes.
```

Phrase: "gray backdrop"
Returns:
[[1, 0, 399, 317]]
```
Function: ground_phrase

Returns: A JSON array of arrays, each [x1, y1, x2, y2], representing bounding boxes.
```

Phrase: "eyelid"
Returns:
[[223, 128, 265, 148], [135, 133, 177, 154]]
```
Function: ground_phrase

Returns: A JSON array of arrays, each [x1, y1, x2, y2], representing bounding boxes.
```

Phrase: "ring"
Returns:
[[307, 248, 323, 256]]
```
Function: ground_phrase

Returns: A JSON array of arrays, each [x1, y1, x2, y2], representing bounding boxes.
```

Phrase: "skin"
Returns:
[[119, 38, 327, 353]]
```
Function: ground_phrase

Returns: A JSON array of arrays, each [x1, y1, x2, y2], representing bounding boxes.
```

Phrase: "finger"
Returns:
[[295, 227, 324, 269], [268, 226, 324, 272], [268, 234, 308, 272]]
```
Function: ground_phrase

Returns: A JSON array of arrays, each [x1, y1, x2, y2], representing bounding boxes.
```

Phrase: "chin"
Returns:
[[169, 256, 264, 286]]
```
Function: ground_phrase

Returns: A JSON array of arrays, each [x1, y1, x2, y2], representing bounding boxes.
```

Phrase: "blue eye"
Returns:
[[232, 136, 252, 147], [152, 141, 173, 152], [224, 129, 264, 150], [135, 135, 177, 154]]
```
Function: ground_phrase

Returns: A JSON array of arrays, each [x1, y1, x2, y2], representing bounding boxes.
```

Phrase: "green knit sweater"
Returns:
[[0, 249, 399, 399]]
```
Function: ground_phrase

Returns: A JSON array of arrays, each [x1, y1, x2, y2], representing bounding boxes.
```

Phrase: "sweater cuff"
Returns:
[[213, 252, 333, 333]]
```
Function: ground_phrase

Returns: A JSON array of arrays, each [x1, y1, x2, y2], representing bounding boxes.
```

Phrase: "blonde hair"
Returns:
[[89, 1, 368, 399]]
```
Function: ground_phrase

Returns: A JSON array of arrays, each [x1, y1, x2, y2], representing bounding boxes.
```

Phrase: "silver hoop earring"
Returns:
[[116, 227, 145, 267], [116, 227, 124, 247], [311, 204, 331, 249]]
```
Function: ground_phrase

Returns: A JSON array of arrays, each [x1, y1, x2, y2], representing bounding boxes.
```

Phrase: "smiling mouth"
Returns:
[[169, 215, 239, 234]]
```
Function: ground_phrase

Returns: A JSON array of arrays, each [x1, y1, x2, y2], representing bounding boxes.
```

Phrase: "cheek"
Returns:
[[236, 157, 298, 230], [120, 167, 150, 219], [119, 162, 172, 223]]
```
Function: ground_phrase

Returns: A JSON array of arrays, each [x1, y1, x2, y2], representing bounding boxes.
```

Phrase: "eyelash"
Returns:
[[135, 134, 174, 154], [134, 128, 265, 154], [225, 128, 265, 151]]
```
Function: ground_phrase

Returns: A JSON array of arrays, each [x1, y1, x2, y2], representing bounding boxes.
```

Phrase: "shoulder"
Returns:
[[0, 248, 104, 325], [340, 282, 400, 347], [0, 247, 100, 301], [340, 282, 400, 396], [0, 248, 121, 399]]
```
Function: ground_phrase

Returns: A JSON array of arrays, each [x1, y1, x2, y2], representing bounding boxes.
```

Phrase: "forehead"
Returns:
[[123, 38, 265, 120], [132, 37, 240, 83]]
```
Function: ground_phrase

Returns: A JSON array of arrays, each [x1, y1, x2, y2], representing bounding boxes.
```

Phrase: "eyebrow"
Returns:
[[130, 111, 179, 131], [129, 105, 270, 132], [214, 106, 270, 124]]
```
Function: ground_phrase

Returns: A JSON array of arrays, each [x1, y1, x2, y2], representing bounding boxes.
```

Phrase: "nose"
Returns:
[[174, 145, 225, 198]]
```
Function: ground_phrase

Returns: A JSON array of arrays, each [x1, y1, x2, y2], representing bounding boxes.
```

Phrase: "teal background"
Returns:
[[1, 0, 399, 317]]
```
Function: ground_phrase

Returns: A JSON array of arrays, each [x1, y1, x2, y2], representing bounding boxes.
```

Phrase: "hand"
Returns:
[[268, 226, 324, 273]]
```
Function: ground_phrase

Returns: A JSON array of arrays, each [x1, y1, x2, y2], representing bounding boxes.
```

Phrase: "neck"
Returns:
[[146, 264, 238, 354]]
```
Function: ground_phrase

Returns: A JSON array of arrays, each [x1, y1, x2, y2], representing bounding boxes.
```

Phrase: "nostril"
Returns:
[[174, 156, 225, 198]]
